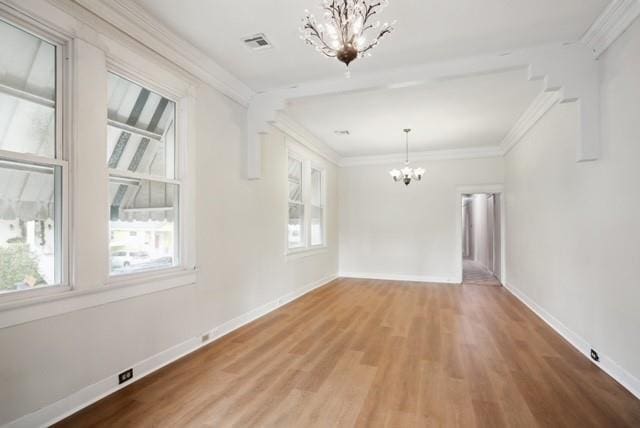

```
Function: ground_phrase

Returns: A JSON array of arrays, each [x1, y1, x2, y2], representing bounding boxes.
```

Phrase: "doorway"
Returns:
[[461, 193, 502, 286]]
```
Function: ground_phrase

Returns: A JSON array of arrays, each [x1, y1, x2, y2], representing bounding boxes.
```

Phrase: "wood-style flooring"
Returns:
[[57, 278, 640, 427]]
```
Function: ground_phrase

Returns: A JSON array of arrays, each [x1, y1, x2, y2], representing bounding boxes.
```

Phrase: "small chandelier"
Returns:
[[300, 0, 395, 76], [389, 129, 425, 186]]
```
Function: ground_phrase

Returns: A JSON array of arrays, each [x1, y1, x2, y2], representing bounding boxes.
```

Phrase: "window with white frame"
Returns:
[[107, 72, 179, 275], [287, 152, 326, 251], [0, 18, 66, 295], [310, 167, 325, 246], [287, 155, 305, 249]]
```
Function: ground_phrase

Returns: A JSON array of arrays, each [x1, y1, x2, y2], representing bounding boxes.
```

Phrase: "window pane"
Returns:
[[288, 180, 302, 202], [311, 206, 324, 246], [0, 19, 56, 158], [107, 73, 176, 179], [288, 157, 301, 182], [311, 168, 322, 207], [288, 203, 304, 248], [109, 177, 178, 274], [0, 160, 60, 293]]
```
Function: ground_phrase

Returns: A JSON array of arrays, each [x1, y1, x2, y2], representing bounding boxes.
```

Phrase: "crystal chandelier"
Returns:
[[389, 129, 425, 186], [300, 0, 395, 76]]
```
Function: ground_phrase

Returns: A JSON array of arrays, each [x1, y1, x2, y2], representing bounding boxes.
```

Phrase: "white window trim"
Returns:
[[104, 62, 194, 282], [285, 149, 328, 256], [309, 163, 327, 249], [286, 151, 306, 251], [0, 268, 197, 329], [0, 7, 198, 327], [0, 10, 72, 306]]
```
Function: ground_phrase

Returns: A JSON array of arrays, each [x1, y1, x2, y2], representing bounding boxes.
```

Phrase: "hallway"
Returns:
[[463, 259, 502, 286]]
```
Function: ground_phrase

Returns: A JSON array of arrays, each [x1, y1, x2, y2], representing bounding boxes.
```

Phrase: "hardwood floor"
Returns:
[[57, 278, 640, 427]]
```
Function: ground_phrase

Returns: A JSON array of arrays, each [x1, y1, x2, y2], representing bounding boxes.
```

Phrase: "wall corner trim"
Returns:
[[504, 281, 640, 400], [582, 0, 640, 58], [4, 274, 338, 428]]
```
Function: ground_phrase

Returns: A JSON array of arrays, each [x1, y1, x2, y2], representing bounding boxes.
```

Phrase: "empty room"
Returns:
[[1, 0, 639, 426]]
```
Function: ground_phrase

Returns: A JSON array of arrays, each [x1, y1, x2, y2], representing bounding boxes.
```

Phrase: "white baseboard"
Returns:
[[5, 274, 338, 428], [504, 281, 640, 400], [202, 273, 337, 345], [339, 272, 460, 284]]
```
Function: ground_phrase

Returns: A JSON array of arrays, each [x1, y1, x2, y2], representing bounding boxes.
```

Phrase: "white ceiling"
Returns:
[[286, 68, 543, 157], [133, 0, 608, 91]]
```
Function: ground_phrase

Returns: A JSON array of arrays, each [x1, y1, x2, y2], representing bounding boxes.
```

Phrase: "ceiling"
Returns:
[[133, 0, 608, 92], [286, 68, 543, 157]]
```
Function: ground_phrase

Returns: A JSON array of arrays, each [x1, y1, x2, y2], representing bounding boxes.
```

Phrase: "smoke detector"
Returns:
[[242, 33, 272, 51]]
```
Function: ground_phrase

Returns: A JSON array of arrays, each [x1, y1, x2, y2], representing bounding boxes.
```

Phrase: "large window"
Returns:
[[107, 72, 179, 275], [0, 19, 65, 295], [287, 152, 326, 252]]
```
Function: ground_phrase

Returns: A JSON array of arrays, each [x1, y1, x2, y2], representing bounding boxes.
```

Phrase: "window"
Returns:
[[0, 19, 65, 295], [107, 72, 179, 275], [287, 152, 326, 252], [310, 168, 324, 246], [287, 156, 304, 249]]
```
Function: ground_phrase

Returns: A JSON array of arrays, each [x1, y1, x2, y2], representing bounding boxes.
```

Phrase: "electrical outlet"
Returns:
[[118, 368, 133, 384], [590, 349, 600, 362]]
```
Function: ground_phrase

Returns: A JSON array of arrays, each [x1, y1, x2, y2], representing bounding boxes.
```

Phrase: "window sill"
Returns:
[[0, 267, 197, 329], [286, 246, 328, 261], [105, 266, 194, 287]]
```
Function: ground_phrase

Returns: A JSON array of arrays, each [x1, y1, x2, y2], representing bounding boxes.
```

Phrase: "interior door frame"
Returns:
[[455, 184, 506, 285]]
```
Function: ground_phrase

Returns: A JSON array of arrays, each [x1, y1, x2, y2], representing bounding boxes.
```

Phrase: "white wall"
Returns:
[[339, 158, 504, 283], [493, 194, 501, 279], [194, 88, 339, 330], [505, 18, 640, 391], [470, 194, 492, 271], [0, 4, 338, 425], [462, 200, 471, 258]]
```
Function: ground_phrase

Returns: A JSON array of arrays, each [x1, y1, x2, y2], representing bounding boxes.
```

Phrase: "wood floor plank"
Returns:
[[56, 278, 640, 427]]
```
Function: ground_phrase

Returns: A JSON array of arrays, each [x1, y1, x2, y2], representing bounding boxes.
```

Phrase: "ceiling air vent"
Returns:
[[243, 33, 272, 51]]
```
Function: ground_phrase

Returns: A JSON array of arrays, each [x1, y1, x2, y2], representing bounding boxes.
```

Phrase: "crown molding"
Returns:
[[583, 0, 640, 58], [269, 113, 506, 167], [501, 88, 562, 155], [73, 0, 255, 106], [248, 42, 600, 178], [271, 113, 342, 166], [340, 146, 504, 167]]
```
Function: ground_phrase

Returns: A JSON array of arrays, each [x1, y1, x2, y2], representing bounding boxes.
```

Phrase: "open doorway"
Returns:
[[462, 193, 502, 286]]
